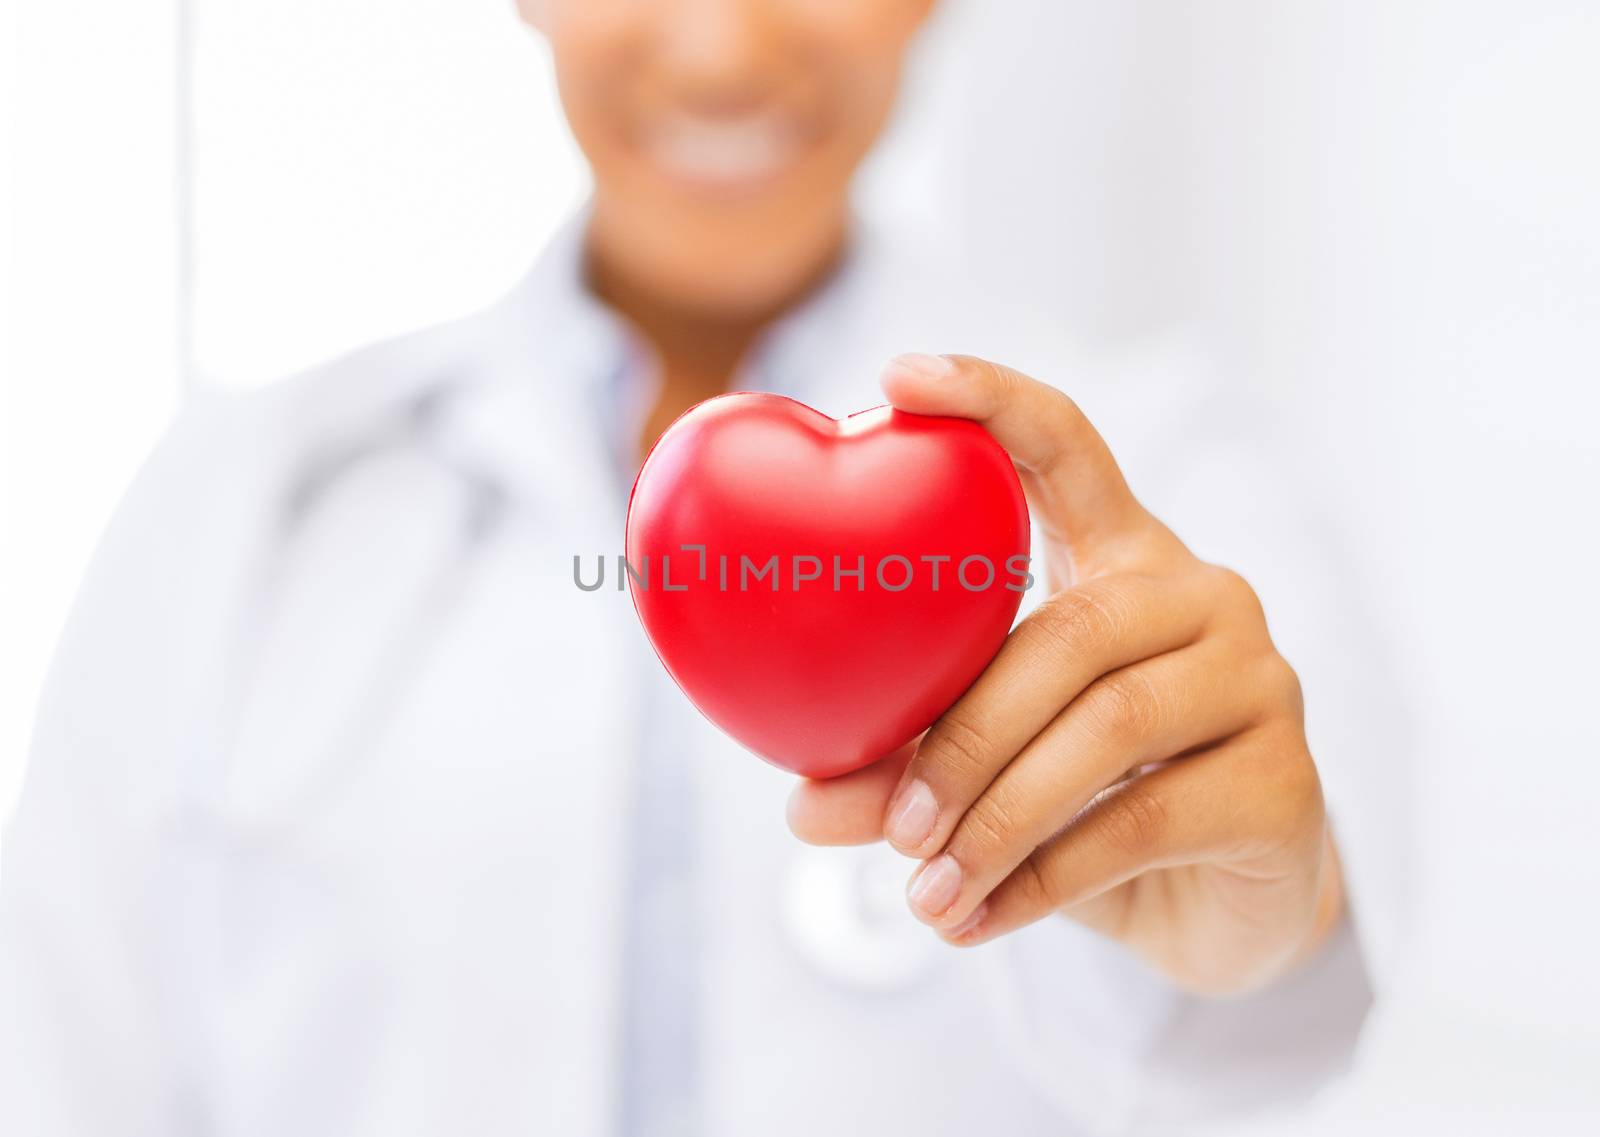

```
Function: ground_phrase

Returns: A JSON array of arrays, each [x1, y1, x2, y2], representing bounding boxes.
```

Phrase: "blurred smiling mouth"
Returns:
[[642, 113, 807, 194]]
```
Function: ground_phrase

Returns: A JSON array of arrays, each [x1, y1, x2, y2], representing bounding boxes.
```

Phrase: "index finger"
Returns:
[[880, 353, 1158, 566]]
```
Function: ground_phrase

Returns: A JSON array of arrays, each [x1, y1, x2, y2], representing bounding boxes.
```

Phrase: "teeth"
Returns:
[[646, 114, 800, 187]]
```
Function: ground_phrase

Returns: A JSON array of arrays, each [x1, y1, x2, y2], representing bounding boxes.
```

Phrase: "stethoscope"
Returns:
[[782, 842, 941, 992], [209, 374, 940, 992], [282, 380, 510, 541], [207, 379, 510, 848]]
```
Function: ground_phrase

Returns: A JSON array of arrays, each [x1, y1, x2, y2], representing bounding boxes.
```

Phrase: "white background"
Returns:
[[5, 1, 1598, 1129]]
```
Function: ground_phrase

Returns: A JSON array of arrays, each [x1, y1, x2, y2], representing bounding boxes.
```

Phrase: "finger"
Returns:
[[883, 570, 1213, 859], [904, 639, 1278, 930], [948, 728, 1325, 950], [880, 353, 1166, 563], [787, 741, 915, 846]]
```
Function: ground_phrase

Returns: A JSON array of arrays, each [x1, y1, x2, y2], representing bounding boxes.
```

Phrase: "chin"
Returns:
[[645, 197, 845, 307], [589, 148, 850, 317]]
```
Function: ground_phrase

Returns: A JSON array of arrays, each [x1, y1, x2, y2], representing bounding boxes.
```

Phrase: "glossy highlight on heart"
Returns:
[[625, 392, 1030, 779]]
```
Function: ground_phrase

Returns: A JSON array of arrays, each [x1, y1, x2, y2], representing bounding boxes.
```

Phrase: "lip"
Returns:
[[639, 111, 810, 197]]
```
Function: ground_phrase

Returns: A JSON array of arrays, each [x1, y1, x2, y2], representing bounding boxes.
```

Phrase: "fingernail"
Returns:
[[907, 854, 963, 918], [884, 779, 938, 851], [887, 352, 954, 379], [946, 902, 988, 941]]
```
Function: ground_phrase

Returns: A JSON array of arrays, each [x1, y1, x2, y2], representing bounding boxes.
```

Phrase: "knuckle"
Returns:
[[1095, 785, 1170, 857], [1276, 750, 1325, 831], [1009, 847, 1058, 911], [955, 780, 1034, 859], [962, 355, 1021, 404], [1268, 654, 1306, 719], [1085, 667, 1163, 745], [1042, 396, 1090, 458], [1241, 730, 1324, 841], [1245, 652, 1304, 724], [920, 711, 994, 784], [1036, 585, 1128, 655], [986, 357, 1025, 398], [1211, 565, 1266, 622]]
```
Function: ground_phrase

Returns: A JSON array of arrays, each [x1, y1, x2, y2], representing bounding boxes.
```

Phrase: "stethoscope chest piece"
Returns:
[[781, 842, 939, 993]]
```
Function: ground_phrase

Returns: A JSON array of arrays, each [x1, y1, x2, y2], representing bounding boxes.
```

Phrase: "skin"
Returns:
[[523, 1, 1345, 995], [791, 355, 1345, 996], [518, 0, 932, 455]]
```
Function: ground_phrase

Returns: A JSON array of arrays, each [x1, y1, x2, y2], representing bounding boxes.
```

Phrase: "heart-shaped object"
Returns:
[[626, 393, 1030, 779]]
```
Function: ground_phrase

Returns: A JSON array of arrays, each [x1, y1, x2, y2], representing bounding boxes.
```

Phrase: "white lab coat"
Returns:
[[0, 218, 1405, 1136]]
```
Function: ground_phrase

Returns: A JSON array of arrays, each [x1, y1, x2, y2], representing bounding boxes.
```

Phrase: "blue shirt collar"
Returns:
[[437, 208, 882, 514]]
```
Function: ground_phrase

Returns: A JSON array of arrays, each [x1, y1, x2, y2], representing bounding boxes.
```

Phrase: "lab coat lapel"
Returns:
[[423, 272, 640, 1132], [371, 486, 635, 1134], [216, 227, 642, 1133]]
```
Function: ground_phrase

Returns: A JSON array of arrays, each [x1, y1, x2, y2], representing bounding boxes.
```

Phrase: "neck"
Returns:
[[587, 258, 769, 397], [583, 202, 849, 458]]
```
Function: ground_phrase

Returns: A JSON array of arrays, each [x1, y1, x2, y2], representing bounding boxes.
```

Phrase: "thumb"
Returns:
[[787, 740, 916, 847], [880, 353, 1159, 569]]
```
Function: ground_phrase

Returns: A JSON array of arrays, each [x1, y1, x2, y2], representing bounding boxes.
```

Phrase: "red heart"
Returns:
[[625, 393, 1030, 779]]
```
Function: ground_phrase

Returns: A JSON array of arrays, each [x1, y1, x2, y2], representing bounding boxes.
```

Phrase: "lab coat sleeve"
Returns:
[[0, 394, 263, 1135], [984, 378, 1411, 1134]]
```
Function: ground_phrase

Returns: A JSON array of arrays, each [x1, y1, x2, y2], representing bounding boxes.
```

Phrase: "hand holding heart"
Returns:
[[787, 353, 1345, 996]]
